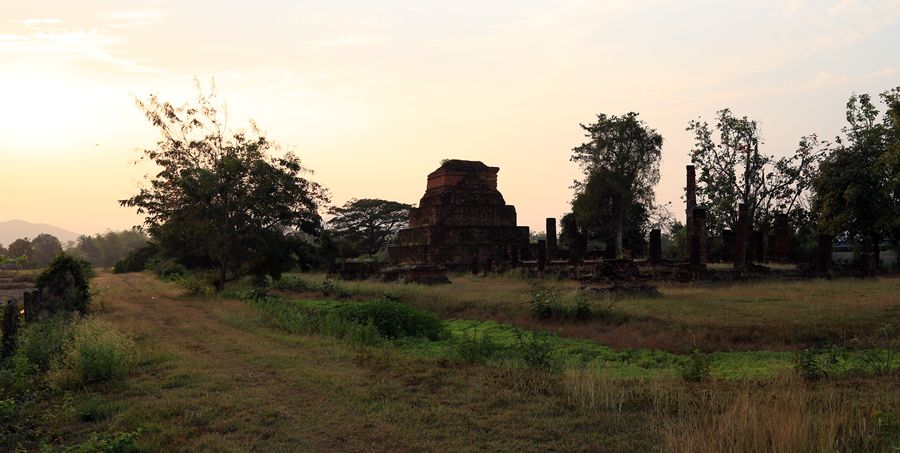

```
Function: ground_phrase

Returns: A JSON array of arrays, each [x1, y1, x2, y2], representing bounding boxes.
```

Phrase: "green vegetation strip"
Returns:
[[241, 295, 900, 380]]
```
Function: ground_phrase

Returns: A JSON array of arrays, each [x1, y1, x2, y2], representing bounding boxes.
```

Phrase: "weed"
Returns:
[[54, 318, 136, 386], [76, 395, 117, 422], [679, 350, 711, 382], [515, 331, 561, 372], [529, 282, 562, 320], [450, 328, 500, 364], [59, 429, 142, 453]]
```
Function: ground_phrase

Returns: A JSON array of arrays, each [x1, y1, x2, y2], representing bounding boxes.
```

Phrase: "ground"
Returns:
[[5, 272, 900, 452]]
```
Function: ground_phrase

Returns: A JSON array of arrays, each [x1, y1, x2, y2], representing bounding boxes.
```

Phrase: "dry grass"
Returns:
[[8, 272, 897, 452], [564, 370, 899, 452]]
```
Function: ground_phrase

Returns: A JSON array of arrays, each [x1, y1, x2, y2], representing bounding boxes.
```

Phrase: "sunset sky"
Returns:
[[2, 0, 899, 236]]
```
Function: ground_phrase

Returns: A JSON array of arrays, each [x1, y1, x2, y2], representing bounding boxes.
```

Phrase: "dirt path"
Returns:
[[89, 272, 643, 452]]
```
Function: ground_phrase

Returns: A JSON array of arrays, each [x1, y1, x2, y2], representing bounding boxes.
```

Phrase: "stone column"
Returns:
[[773, 213, 790, 263], [686, 165, 697, 236], [649, 228, 662, 265], [817, 234, 833, 275], [690, 208, 707, 269], [545, 218, 557, 262], [722, 229, 735, 263], [693, 208, 707, 265], [734, 203, 749, 274], [537, 240, 547, 272]]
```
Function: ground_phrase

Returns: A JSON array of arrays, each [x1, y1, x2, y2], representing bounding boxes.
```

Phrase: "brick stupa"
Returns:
[[388, 160, 530, 268]]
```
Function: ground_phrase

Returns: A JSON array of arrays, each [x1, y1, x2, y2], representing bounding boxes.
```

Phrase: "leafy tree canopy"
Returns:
[[120, 82, 329, 290], [570, 112, 662, 257], [687, 109, 824, 235], [327, 198, 413, 257], [814, 87, 900, 266]]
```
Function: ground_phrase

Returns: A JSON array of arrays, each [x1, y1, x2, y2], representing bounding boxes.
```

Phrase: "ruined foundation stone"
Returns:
[[722, 229, 735, 263], [749, 230, 764, 263], [734, 203, 749, 274], [692, 208, 707, 265], [686, 165, 697, 237], [388, 160, 530, 269], [546, 218, 558, 261], [774, 213, 790, 260], [649, 228, 662, 264]]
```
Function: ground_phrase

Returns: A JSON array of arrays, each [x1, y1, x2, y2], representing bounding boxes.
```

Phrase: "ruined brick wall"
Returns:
[[388, 160, 530, 268]]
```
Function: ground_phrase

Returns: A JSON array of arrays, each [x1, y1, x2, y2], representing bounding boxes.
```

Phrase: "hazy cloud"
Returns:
[[8, 18, 66, 27]]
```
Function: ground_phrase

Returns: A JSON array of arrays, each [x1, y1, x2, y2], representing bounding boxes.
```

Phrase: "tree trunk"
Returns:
[[216, 261, 227, 293], [613, 193, 623, 258], [873, 233, 881, 271]]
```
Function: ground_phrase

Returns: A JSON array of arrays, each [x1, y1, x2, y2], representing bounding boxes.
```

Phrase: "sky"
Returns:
[[1, 0, 899, 236]]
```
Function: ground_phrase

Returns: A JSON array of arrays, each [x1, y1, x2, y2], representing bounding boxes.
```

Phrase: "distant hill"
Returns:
[[0, 220, 82, 247]]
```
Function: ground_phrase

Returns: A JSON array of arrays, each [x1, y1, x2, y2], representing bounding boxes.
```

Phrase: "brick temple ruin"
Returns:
[[372, 160, 846, 285], [388, 160, 530, 269]]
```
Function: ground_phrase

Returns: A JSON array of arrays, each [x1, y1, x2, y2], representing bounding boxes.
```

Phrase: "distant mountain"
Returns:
[[0, 220, 82, 247]]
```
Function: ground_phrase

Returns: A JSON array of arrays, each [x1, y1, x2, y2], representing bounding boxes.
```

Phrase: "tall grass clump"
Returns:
[[663, 376, 894, 453], [332, 298, 447, 340], [247, 296, 447, 343], [450, 328, 500, 364], [51, 318, 136, 386], [2, 315, 72, 389]]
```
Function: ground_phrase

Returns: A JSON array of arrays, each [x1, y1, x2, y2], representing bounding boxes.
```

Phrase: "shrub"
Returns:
[[176, 274, 213, 297], [451, 328, 500, 364], [793, 346, 849, 381], [113, 243, 159, 274], [6, 315, 72, 386], [529, 283, 563, 320], [54, 318, 136, 386], [147, 257, 187, 281], [36, 254, 92, 314], [332, 298, 447, 340], [515, 331, 561, 372], [321, 280, 352, 299], [679, 350, 711, 382], [272, 274, 313, 292], [60, 429, 142, 453]]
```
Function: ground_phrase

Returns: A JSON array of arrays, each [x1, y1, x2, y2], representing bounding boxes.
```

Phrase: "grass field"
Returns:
[[272, 272, 900, 352], [3, 272, 899, 451]]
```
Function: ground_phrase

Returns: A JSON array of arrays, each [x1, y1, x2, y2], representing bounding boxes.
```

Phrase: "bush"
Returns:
[[331, 298, 447, 340], [176, 274, 213, 297], [793, 346, 849, 381], [450, 328, 500, 364], [147, 257, 187, 281], [54, 318, 136, 386], [679, 350, 712, 382], [529, 283, 563, 320], [321, 279, 352, 299], [4, 315, 72, 388], [515, 331, 561, 372], [113, 243, 159, 274], [36, 254, 92, 314], [272, 274, 314, 292]]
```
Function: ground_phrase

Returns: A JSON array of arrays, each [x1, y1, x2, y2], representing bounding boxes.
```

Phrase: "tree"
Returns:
[[69, 230, 150, 267], [327, 198, 413, 257], [30, 233, 63, 267], [687, 109, 824, 240], [120, 82, 329, 291], [7, 238, 32, 262], [814, 88, 900, 268], [570, 112, 662, 257]]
